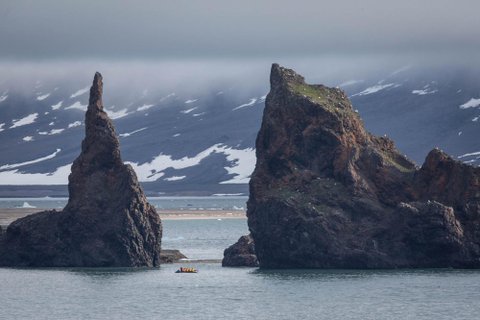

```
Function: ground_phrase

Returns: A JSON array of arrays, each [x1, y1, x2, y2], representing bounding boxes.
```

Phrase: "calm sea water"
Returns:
[[0, 196, 248, 210], [1, 265, 480, 320], [1, 198, 480, 319]]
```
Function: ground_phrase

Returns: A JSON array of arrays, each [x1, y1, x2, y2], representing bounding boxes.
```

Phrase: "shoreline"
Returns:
[[0, 208, 246, 227]]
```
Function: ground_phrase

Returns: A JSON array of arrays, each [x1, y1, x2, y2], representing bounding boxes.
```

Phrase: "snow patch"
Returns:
[[160, 92, 176, 101], [390, 66, 411, 76], [0, 123, 4, 132], [173, 133, 181, 137], [233, 98, 257, 111], [164, 175, 186, 182], [473, 116, 479, 122], [137, 104, 154, 112], [49, 122, 55, 126], [0, 164, 71, 185], [127, 144, 255, 183], [39, 128, 65, 135], [185, 99, 198, 104], [51, 101, 63, 110], [0, 148, 61, 171], [10, 113, 38, 128], [352, 83, 398, 96], [68, 121, 82, 128], [0, 92, 8, 102], [412, 89, 437, 95], [70, 86, 89, 98], [460, 98, 480, 109], [23, 136, 34, 142], [458, 151, 480, 159], [181, 107, 197, 114], [219, 146, 256, 184], [192, 112, 206, 117], [119, 127, 148, 137], [412, 85, 438, 95], [36, 93, 51, 101], [65, 101, 87, 111], [106, 107, 129, 119], [212, 193, 244, 196]]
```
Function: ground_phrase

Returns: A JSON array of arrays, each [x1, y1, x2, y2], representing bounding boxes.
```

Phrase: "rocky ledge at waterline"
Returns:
[[222, 234, 258, 267], [227, 64, 480, 269], [0, 73, 163, 267]]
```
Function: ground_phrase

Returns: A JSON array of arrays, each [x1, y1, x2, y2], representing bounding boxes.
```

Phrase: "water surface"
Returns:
[[1, 265, 479, 320]]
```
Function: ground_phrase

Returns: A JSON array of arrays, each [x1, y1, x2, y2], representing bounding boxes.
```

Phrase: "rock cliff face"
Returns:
[[0, 73, 162, 267], [246, 64, 480, 268]]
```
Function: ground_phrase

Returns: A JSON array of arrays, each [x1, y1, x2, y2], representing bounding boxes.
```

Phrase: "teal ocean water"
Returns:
[[1, 198, 480, 319]]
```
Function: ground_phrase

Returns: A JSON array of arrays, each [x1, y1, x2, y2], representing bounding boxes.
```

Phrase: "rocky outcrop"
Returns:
[[160, 250, 187, 264], [244, 64, 480, 269], [222, 234, 258, 267], [0, 73, 162, 267]]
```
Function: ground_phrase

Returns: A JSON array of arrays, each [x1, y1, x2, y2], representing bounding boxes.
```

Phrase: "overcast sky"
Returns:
[[1, 0, 479, 61]]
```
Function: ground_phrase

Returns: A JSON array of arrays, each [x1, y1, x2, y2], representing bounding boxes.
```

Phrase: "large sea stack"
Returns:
[[242, 64, 480, 269], [0, 73, 162, 267]]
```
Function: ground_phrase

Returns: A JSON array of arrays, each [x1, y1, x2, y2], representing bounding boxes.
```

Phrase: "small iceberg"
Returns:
[[19, 202, 36, 208]]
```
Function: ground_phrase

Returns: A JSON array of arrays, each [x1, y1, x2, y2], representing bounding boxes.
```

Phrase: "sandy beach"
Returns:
[[0, 208, 246, 227]]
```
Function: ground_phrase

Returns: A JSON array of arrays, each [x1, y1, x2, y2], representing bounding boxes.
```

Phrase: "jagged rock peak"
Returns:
[[243, 64, 480, 269], [270, 63, 305, 89], [88, 71, 103, 109], [76, 72, 122, 179], [0, 72, 162, 268]]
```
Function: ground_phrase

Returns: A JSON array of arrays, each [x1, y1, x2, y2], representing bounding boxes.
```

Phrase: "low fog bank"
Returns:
[[0, 55, 479, 110]]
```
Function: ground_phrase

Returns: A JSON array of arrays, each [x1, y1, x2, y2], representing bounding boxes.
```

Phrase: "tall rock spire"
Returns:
[[0, 73, 162, 267], [88, 72, 103, 109]]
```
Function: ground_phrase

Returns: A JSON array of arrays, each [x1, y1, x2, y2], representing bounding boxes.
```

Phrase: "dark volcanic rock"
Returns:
[[222, 234, 258, 267], [0, 73, 162, 267], [160, 249, 187, 264], [245, 64, 480, 269]]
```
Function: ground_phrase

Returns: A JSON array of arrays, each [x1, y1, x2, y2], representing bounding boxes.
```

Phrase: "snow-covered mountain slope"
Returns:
[[0, 65, 478, 196]]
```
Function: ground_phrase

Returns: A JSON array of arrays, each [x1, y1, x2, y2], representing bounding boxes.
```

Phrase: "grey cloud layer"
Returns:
[[1, 0, 479, 59]]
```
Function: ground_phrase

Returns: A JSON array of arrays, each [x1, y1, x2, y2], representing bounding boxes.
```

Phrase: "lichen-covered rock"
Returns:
[[222, 234, 258, 267], [244, 64, 480, 269], [0, 73, 162, 267]]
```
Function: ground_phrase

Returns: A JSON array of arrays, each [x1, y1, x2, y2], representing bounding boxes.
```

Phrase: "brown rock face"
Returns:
[[0, 73, 162, 267], [245, 64, 480, 269], [222, 234, 258, 267]]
